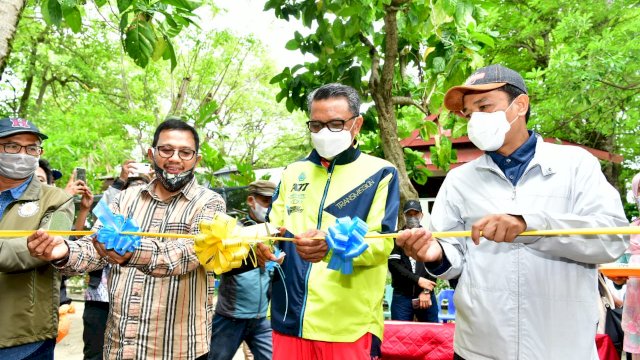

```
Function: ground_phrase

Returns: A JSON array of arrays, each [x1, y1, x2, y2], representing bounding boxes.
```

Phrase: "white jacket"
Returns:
[[428, 136, 629, 360]]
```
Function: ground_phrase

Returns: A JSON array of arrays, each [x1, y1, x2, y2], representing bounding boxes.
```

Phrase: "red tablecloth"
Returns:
[[381, 321, 454, 360], [381, 321, 620, 360]]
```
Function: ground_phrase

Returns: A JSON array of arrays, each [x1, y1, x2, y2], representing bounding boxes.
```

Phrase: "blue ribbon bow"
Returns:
[[325, 216, 369, 275], [92, 200, 141, 255]]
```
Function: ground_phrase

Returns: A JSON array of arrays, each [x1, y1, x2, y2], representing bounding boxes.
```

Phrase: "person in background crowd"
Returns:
[[209, 180, 276, 360], [395, 65, 628, 360], [27, 119, 226, 360], [82, 160, 150, 360], [389, 200, 438, 323], [0, 117, 74, 359]]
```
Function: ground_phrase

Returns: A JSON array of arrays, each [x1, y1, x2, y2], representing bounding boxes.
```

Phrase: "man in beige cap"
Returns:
[[394, 64, 628, 359], [208, 179, 277, 360], [242, 180, 276, 225]]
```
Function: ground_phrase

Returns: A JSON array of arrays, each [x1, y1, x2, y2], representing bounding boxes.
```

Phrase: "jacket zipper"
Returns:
[[486, 164, 537, 358], [298, 160, 335, 337], [257, 270, 263, 318]]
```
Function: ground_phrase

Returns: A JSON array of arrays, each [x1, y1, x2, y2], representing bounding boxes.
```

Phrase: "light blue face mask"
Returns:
[[0, 153, 38, 180]]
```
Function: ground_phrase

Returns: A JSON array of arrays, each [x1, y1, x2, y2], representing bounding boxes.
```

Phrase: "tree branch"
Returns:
[[597, 79, 640, 90], [392, 96, 429, 115], [359, 33, 379, 88]]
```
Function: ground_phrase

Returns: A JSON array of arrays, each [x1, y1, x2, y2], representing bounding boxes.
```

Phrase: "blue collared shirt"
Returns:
[[0, 176, 32, 221], [487, 131, 537, 186]]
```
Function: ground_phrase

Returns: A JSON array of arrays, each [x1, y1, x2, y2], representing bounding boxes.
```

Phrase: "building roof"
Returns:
[[400, 129, 623, 173]]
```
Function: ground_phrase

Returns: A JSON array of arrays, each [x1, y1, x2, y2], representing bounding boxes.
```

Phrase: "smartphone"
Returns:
[[131, 162, 151, 174], [412, 298, 420, 309], [75, 167, 86, 183]]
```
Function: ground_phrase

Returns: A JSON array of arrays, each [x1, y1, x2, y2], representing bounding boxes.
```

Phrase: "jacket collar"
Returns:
[[18, 176, 40, 201], [476, 134, 555, 177], [307, 142, 361, 166]]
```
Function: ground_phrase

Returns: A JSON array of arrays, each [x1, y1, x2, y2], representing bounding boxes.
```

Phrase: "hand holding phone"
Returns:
[[75, 167, 86, 183], [130, 163, 151, 175]]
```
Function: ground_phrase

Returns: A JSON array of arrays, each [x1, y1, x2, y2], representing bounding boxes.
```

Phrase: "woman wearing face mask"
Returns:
[[388, 200, 439, 323]]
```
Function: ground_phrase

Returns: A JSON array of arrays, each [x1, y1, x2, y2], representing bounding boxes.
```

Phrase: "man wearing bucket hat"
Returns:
[[395, 65, 628, 359], [0, 117, 74, 359]]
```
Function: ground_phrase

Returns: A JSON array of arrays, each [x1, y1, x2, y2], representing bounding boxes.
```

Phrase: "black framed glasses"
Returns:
[[0, 142, 43, 156], [306, 115, 358, 133], [154, 146, 197, 160]]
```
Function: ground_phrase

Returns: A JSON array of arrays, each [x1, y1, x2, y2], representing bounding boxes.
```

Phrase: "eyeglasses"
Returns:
[[0, 142, 43, 156], [154, 146, 197, 160], [306, 115, 358, 133]]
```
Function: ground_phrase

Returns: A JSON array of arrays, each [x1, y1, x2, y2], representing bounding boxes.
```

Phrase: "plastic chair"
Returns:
[[383, 284, 393, 320], [437, 289, 456, 322]]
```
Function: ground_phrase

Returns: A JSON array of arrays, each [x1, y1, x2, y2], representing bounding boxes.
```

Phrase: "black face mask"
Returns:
[[152, 160, 194, 193], [405, 216, 422, 229]]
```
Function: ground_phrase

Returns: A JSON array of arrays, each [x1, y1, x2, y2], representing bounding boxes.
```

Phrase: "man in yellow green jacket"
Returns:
[[0, 118, 74, 359], [257, 84, 399, 359]]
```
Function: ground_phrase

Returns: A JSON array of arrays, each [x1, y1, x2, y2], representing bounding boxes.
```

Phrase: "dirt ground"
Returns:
[[54, 299, 245, 360]]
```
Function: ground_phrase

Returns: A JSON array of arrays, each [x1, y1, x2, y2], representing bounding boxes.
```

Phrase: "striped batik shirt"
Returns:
[[59, 178, 225, 360]]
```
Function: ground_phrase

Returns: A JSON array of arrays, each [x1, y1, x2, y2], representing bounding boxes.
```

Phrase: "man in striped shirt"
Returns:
[[27, 119, 226, 360]]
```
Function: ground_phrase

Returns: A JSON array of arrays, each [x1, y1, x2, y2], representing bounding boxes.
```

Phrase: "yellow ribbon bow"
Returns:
[[194, 213, 251, 275]]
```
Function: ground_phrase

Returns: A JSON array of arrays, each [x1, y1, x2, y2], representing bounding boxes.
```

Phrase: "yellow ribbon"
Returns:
[[6, 224, 640, 275], [193, 213, 251, 274]]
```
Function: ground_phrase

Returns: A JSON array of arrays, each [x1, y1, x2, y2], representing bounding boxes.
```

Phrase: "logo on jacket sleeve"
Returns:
[[18, 201, 39, 217]]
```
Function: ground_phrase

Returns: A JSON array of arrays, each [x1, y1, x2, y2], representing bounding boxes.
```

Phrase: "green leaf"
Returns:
[[454, 2, 475, 28], [163, 38, 177, 71], [161, 0, 200, 11], [285, 39, 299, 50], [41, 0, 63, 27], [62, 6, 82, 33], [433, 57, 446, 73], [151, 36, 168, 61], [452, 118, 467, 138], [119, 11, 130, 32], [94, 0, 107, 7], [332, 20, 345, 40], [469, 31, 495, 48], [420, 121, 438, 140], [58, 0, 77, 7], [124, 19, 157, 68], [117, 0, 132, 13], [285, 97, 295, 112]]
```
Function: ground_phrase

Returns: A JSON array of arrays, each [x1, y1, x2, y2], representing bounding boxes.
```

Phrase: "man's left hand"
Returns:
[[92, 238, 133, 265], [471, 214, 526, 245], [418, 292, 432, 309], [293, 229, 328, 263]]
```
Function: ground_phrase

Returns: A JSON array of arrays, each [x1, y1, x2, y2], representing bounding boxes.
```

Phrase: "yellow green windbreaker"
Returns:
[[268, 145, 399, 342]]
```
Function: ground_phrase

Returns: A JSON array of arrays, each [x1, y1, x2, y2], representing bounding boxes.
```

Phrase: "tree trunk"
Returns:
[[18, 30, 46, 117], [0, 0, 26, 81], [371, 2, 419, 209]]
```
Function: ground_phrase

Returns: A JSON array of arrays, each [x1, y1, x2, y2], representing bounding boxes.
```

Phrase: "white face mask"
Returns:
[[251, 202, 268, 223], [310, 121, 355, 160], [467, 97, 520, 152], [0, 153, 39, 180]]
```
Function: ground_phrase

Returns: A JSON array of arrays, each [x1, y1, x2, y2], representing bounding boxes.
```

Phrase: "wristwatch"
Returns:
[[423, 289, 430, 294]]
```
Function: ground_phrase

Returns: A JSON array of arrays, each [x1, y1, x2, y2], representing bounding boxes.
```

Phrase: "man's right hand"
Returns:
[[119, 160, 136, 182], [255, 242, 279, 267], [27, 230, 70, 262], [418, 277, 437, 291], [396, 227, 442, 263]]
